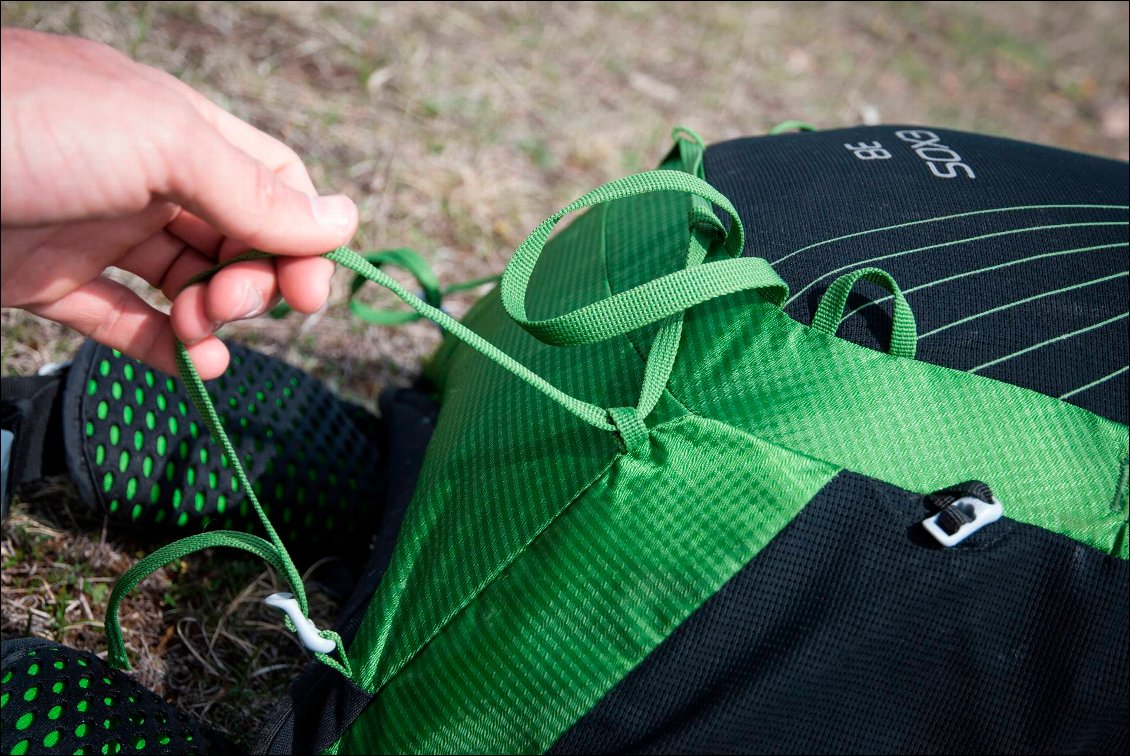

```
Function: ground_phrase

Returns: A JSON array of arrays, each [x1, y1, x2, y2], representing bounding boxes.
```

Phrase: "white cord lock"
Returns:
[[264, 592, 337, 654], [922, 496, 1003, 547]]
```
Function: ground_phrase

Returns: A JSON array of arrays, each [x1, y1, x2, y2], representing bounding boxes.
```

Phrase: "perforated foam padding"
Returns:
[[0, 638, 235, 755], [61, 340, 385, 560]]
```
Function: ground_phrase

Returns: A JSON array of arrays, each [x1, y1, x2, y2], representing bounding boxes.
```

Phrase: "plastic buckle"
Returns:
[[36, 359, 72, 377], [922, 495, 1003, 547], [264, 592, 337, 653]]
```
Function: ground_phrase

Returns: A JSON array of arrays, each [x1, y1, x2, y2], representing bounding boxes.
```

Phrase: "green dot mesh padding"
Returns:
[[62, 340, 384, 560], [0, 639, 234, 755]]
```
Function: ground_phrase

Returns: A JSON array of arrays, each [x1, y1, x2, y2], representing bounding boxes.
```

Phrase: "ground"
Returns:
[[1, 0, 1127, 747]]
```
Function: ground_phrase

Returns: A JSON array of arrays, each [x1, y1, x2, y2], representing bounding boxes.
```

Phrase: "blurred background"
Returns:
[[2, 0, 1128, 745]]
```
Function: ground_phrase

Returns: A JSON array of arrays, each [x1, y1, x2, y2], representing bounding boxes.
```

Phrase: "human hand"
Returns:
[[0, 28, 358, 379]]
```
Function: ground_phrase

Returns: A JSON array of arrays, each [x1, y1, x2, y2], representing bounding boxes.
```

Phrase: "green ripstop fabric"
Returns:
[[328, 134, 1128, 754]]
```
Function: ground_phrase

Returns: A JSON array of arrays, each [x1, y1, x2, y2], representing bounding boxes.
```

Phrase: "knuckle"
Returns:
[[86, 290, 133, 344], [240, 164, 283, 242]]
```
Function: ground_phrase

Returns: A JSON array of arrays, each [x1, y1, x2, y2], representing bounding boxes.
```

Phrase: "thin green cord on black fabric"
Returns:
[[812, 267, 918, 358]]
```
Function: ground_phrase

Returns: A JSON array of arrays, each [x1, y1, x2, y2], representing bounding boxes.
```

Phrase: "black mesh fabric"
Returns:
[[550, 471, 1129, 755], [703, 126, 1128, 424], [0, 638, 236, 756], [60, 339, 384, 563]]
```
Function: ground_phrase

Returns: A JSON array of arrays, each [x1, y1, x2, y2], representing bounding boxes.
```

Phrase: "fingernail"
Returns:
[[236, 284, 264, 320], [311, 194, 355, 231]]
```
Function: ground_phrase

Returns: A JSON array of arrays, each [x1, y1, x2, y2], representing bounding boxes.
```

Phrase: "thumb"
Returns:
[[160, 116, 358, 255]]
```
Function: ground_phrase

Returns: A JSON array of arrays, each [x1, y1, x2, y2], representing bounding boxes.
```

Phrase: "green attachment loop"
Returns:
[[812, 267, 918, 359], [671, 125, 707, 180], [105, 531, 292, 670], [769, 120, 817, 135], [498, 167, 786, 423], [314, 629, 353, 679], [608, 406, 649, 452], [500, 169, 768, 348]]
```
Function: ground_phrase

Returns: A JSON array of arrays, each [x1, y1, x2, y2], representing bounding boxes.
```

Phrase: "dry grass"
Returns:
[[1, 0, 1128, 747]]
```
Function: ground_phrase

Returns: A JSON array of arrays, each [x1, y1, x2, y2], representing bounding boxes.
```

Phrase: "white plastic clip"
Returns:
[[922, 496, 1003, 547], [264, 592, 337, 654]]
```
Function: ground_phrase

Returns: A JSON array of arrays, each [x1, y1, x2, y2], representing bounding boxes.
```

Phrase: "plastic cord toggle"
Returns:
[[265, 592, 337, 653], [922, 495, 1003, 547]]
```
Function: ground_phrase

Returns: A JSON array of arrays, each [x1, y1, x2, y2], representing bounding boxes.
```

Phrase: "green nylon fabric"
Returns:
[[332, 136, 1128, 753], [338, 418, 836, 754], [812, 267, 917, 358]]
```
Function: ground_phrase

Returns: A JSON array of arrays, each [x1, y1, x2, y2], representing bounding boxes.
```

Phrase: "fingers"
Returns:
[[155, 95, 347, 320], [159, 115, 358, 256], [276, 255, 335, 314], [27, 276, 231, 380], [114, 228, 215, 301]]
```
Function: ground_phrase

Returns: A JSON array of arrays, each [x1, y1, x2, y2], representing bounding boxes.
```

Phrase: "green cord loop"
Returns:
[[105, 531, 292, 670]]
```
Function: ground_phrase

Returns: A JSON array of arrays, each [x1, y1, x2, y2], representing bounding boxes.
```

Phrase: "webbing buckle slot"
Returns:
[[922, 495, 1003, 547]]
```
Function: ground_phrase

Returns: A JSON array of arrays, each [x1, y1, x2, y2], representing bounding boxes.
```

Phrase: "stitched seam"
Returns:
[[368, 451, 621, 696]]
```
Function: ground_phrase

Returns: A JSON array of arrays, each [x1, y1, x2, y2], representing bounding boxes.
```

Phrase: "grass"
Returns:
[[1, 0, 1127, 747]]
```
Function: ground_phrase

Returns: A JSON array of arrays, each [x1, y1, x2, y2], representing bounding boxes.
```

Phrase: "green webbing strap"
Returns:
[[497, 168, 787, 426], [500, 169, 789, 347], [812, 267, 918, 359], [671, 126, 707, 179]]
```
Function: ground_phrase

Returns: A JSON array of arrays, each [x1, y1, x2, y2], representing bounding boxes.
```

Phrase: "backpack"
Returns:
[[6, 124, 1128, 754], [252, 125, 1128, 754]]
